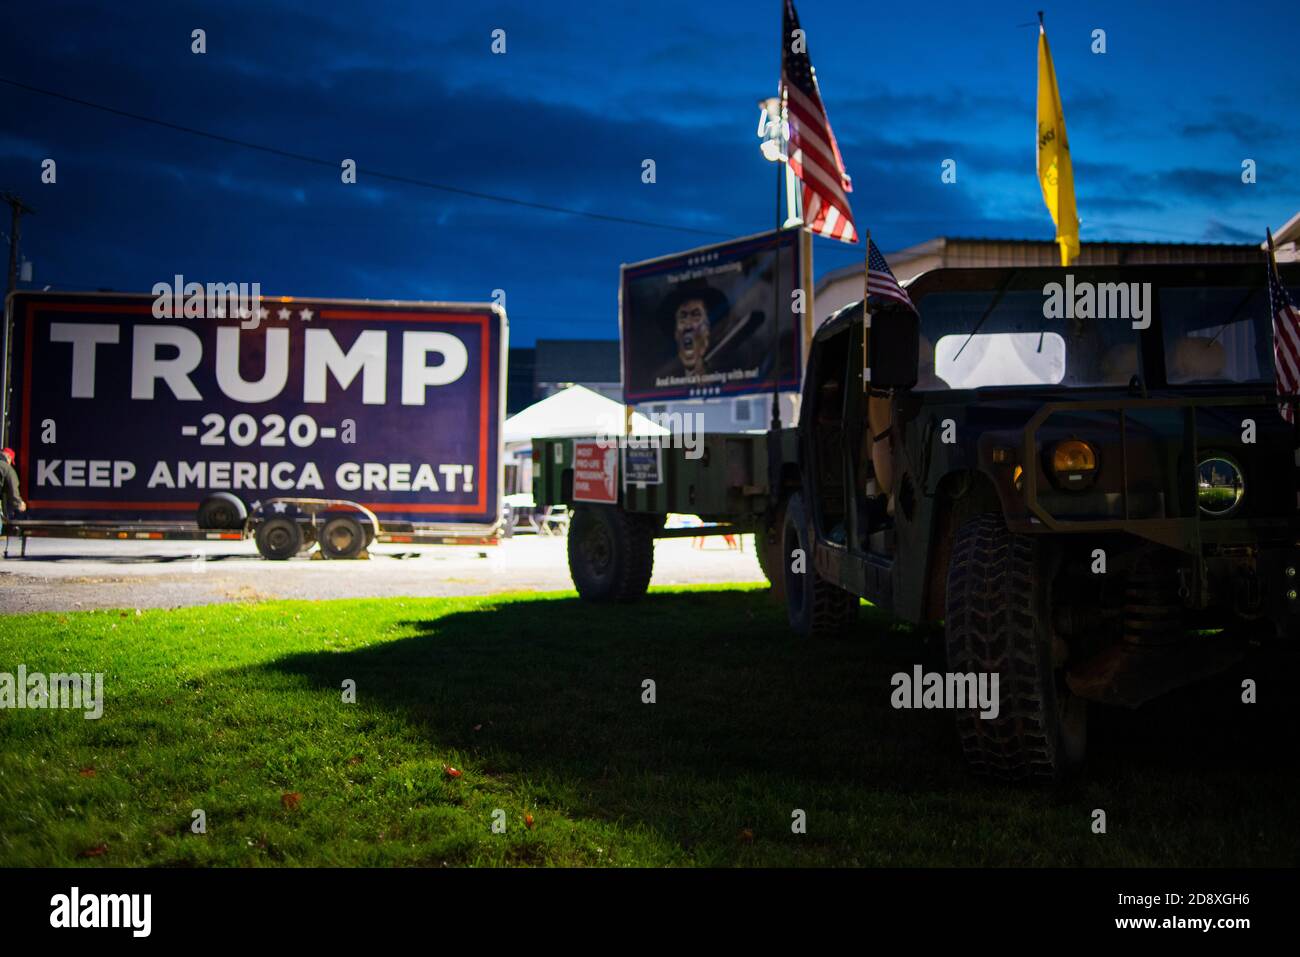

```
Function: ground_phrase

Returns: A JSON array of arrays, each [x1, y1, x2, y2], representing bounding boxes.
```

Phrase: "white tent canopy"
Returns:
[[503, 385, 668, 445]]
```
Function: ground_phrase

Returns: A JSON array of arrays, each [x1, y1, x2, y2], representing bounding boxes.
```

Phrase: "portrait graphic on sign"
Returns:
[[621, 229, 804, 403]]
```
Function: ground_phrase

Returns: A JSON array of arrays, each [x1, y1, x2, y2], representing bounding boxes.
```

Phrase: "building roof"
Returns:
[[815, 235, 1264, 293], [1267, 210, 1300, 248], [533, 338, 620, 384], [506, 347, 537, 415]]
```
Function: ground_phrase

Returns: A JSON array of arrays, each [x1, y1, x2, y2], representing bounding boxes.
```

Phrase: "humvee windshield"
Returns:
[[912, 278, 1300, 391], [1159, 285, 1278, 385], [915, 289, 1139, 390]]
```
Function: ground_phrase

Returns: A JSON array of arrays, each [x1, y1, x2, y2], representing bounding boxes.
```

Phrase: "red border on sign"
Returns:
[[20, 300, 494, 517]]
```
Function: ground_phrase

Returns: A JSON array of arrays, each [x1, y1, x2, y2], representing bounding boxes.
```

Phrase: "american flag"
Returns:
[[1266, 244, 1300, 423], [781, 0, 856, 244], [867, 237, 915, 311]]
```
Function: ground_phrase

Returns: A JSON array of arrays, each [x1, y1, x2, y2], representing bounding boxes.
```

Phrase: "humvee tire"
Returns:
[[782, 491, 859, 638], [945, 514, 1086, 781], [567, 504, 655, 603]]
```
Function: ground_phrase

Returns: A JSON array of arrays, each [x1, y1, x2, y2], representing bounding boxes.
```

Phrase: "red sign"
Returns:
[[572, 440, 618, 504]]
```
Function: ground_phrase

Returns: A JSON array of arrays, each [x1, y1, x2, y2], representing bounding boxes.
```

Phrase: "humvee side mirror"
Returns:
[[866, 303, 919, 390]]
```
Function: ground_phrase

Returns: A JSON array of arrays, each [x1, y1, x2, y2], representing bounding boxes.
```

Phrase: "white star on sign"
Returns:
[[300, 308, 313, 321], [257, 306, 269, 321], [272, 502, 288, 513], [278, 307, 291, 321]]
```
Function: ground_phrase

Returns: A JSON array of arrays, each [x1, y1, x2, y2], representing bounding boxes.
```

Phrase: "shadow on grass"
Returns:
[[265, 590, 952, 784], [253, 590, 1300, 868], [263, 588, 1297, 780]]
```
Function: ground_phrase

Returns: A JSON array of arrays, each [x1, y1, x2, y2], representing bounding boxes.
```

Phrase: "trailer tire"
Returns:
[[197, 492, 247, 530], [757, 498, 787, 603], [782, 491, 859, 638], [319, 516, 367, 560], [567, 504, 654, 603], [944, 513, 1086, 781], [255, 517, 302, 561]]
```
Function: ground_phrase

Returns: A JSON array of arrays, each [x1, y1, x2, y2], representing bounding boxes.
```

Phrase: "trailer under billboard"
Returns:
[[2, 292, 507, 557]]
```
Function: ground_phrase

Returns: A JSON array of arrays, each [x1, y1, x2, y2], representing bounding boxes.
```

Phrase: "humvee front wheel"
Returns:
[[945, 514, 1086, 781], [567, 505, 655, 603], [782, 491, 859, 638]]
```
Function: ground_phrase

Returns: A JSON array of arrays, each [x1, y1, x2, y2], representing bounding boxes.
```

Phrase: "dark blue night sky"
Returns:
[[3, 0, 1297, 344]]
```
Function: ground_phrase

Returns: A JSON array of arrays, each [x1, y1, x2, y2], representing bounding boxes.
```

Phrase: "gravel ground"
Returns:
[[0, 533, 767, 613]]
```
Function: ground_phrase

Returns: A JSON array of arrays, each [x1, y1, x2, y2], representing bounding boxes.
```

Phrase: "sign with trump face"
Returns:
[[619, 229, 804, 403]]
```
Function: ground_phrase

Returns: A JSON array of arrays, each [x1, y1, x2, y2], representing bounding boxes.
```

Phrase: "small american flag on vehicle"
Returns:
[[867, 237, 915, 311], [1266, 239, 1300, 423], [781, 0, 856, 244]]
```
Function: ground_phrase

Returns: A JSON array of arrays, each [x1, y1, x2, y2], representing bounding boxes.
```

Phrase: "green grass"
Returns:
[[1, 586, 1296, 867]]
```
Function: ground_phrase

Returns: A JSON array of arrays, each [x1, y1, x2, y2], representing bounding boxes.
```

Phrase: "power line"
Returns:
[[0, 76, 733, 241], [3, 79, 1266, 255], [24, 277, 624, 326], [12, 77, 1247, 288]]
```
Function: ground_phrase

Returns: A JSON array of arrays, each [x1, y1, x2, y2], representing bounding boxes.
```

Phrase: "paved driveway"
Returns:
[[0, 533, 767, 613]]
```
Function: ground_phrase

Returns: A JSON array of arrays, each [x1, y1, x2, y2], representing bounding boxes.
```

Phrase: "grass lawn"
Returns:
[[1, 585, 1296, 867]]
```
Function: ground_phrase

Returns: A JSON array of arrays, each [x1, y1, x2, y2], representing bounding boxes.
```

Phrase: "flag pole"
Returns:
[[1266, 226, 1295, 434], [771, 124, 784, 433], [770, 5, 787, 436], [862, 229, 871, 392]]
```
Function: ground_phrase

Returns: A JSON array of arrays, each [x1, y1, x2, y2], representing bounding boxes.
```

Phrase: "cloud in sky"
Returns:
[[1, 0, 1296, 343]]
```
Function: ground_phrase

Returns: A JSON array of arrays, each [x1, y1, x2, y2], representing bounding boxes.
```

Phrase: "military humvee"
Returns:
[[786, 263, 1300, 780]]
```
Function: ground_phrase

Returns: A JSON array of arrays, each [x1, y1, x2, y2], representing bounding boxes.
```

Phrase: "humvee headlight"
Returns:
[[1197, 455, 1244, 517], [1050, 440, 1098, 488]]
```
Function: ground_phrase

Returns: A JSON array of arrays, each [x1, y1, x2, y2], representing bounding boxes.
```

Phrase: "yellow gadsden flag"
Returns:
[[1036, 19, 1079, 266]]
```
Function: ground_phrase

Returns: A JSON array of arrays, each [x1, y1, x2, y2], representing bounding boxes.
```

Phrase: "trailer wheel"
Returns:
[[567, 504, 654, 603], [319, 516, 367, 560], [197, 492, 247, 530], [944, 514, 1086, 781], [782, 491, 859, 638], [255, 517, 302, 561], [756, 498, 787, 603]]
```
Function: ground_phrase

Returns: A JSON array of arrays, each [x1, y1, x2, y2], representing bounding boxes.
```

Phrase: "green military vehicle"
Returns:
[[794, 262, 1299, 780], [531, 429, 792, 601], [536, 263, 1300, 781]]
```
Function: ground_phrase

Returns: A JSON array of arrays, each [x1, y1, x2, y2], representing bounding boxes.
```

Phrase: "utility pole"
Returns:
[[2, 193, 34, 453], [4, 192, 35, 299]]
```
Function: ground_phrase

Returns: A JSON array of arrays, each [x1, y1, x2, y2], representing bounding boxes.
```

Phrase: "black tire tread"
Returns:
[[618, 513, 656, 602], [254, 517, 301, 561], [320, 516, 366, 560], [567, 505, 655, 603], [756, 502, 785, 602], [809, 573, 859, 637], [945, 513, 1061, 781], [783, 492, 859, 639]]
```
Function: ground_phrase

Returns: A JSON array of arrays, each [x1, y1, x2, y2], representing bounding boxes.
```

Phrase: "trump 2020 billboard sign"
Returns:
[[3, 292, 505, 530]]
